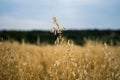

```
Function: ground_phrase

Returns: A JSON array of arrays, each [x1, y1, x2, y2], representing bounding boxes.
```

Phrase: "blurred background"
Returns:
[[0, 0, 120, 45]]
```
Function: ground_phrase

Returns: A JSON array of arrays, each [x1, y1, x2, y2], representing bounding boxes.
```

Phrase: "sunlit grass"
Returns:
[[0, 41, 120, 80]]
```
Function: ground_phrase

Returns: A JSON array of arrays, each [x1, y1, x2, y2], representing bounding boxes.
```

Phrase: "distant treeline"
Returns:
[[0, 30, 120, 45]]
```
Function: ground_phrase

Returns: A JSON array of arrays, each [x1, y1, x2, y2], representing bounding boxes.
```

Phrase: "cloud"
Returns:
[[59, 0, 100, 5], [0, 0, 120, 30], [0, 16, 49, 30]]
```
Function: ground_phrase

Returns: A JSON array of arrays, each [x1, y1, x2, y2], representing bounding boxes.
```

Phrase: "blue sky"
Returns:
[[0, 0, 120, 30]]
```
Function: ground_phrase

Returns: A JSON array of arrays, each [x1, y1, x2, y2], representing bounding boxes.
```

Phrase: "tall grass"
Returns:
[[0, 17, 120, 80]]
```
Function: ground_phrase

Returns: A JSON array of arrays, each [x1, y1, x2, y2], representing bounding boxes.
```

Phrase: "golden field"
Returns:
[[0, 40, 120, 80]]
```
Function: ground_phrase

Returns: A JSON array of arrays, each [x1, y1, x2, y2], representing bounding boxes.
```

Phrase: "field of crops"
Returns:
[[0, 40, 120, 80]]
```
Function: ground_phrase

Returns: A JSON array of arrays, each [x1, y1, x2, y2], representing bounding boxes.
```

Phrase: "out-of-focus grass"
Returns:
[[0, 41, 120, 80]]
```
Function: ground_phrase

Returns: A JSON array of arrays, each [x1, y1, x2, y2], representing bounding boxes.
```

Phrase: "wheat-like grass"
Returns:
[[0, 41, 120, 80]]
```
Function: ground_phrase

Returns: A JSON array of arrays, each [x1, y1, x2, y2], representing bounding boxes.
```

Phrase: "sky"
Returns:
[[0, 0, 120, 30]]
